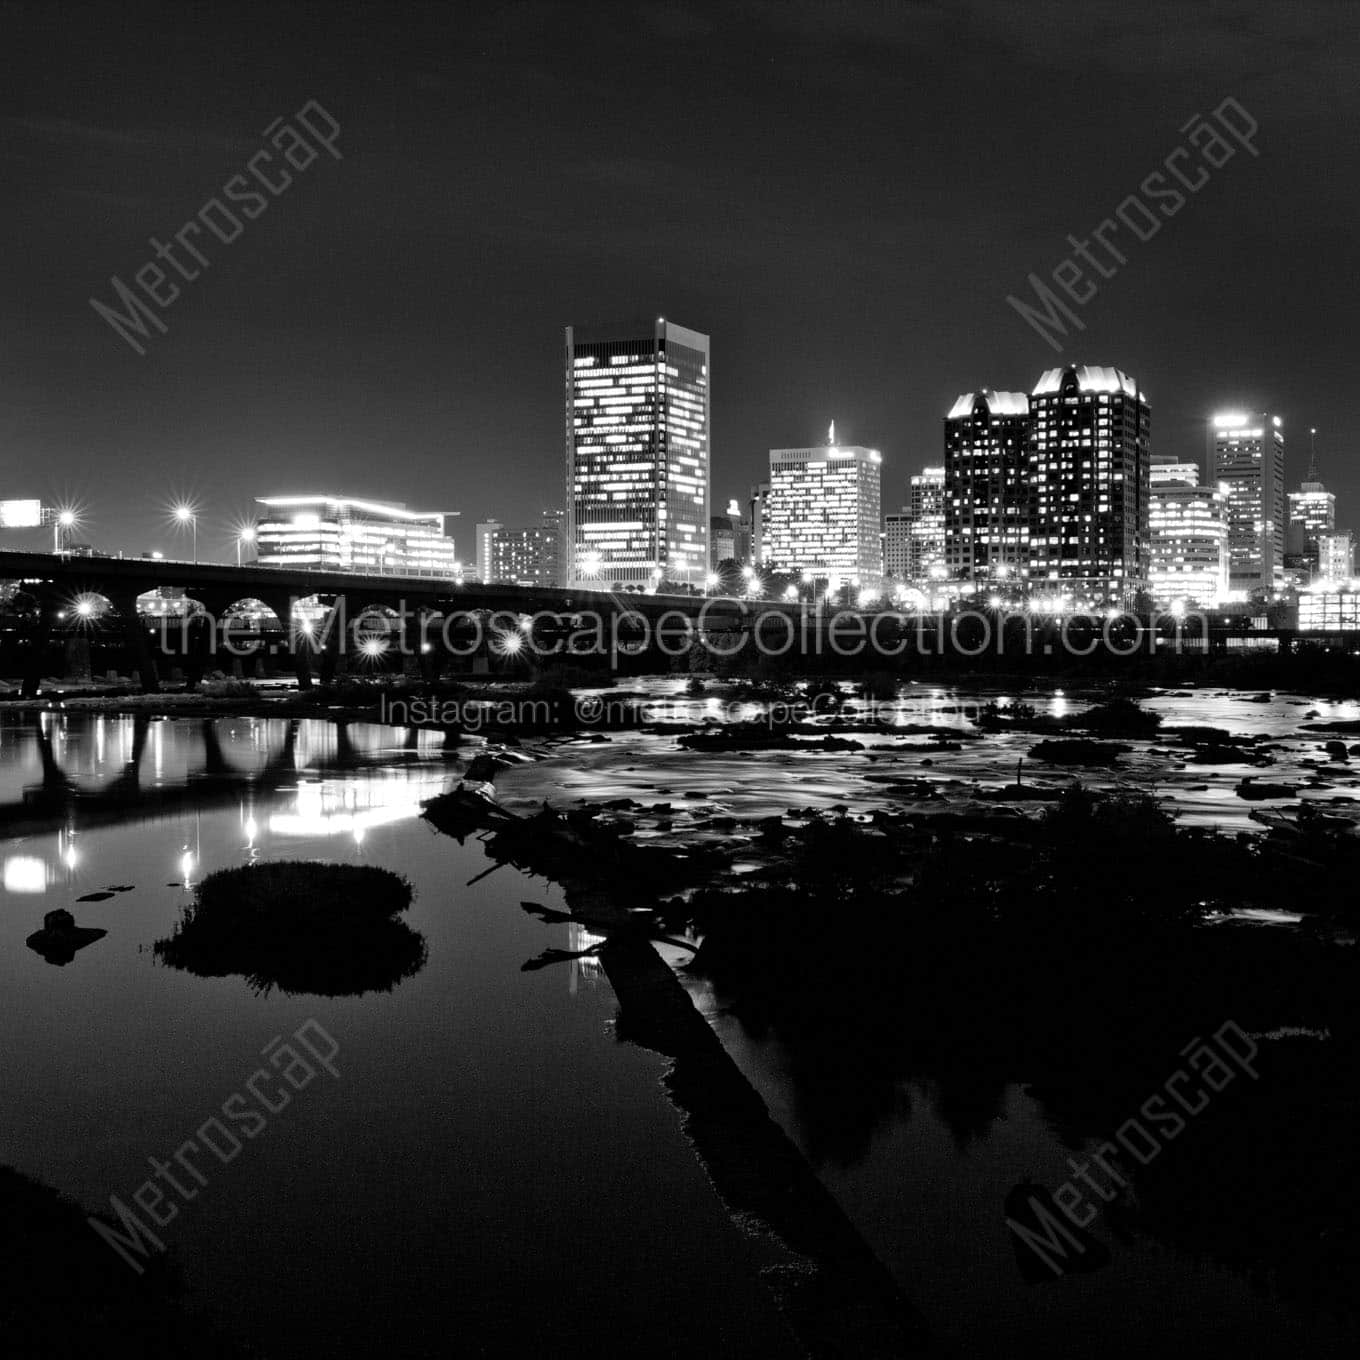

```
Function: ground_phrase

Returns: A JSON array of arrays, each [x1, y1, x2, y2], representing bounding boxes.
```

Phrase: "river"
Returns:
[[1, 686, 1355, 1356]]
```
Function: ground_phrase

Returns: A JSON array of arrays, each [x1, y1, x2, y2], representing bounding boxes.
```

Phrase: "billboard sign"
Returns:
[[0, 499, 43, 529]]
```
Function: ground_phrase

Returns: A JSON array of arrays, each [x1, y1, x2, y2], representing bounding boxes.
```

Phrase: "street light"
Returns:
[[237, 526, 257, 567], [174, 504, 197, 563], [52, 508, 78, 555]]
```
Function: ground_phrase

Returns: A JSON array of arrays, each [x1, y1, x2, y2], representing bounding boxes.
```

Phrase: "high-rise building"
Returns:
[[254, 496, 459, 577], [749, 482, 771, 565], [1028, 365, 1151, 608], [905, 466, 947, 583], [1210, 411, 1285, 596], [1147, 457, 1228, 607], [488, 512, 563, 587], [766, 432, 882, 583], [1317, 531, 1353, 585], [943, 393, 1031, 588], [884, 511, 911, 579], [1286, 430, 1335, 575], [565, 317, 710, 589], [473, 520, 502, 584]]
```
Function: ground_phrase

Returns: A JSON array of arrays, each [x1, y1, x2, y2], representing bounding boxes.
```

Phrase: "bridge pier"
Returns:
[[257, 589, 314, 692], [19, 588, 55, 699], [107, 589, 160, 693]]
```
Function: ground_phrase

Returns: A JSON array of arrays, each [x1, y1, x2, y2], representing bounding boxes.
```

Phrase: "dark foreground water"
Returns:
[[0, 713, 790, 1357], [2, 696, 1356, 1356]]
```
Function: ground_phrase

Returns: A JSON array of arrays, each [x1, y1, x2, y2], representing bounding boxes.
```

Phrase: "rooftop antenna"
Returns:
[[827, 419, 836, 446], [1308, 427, 1319, 483]]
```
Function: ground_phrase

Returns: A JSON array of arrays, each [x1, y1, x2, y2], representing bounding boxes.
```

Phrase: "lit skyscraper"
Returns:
[[1286, 429, 1334, 575], [1148, 457, 1228, 607], [766, 429, 882, 582], [748, 482, 771, 565], [474, 519, 501, 584], [565, 318, 709, 589], [1210, 411, 1285, 596], [1028, 365, 1151, 608], [884, 511, 911, 579], [943, 392, 1031, 588], [905, 466, 946, 583]]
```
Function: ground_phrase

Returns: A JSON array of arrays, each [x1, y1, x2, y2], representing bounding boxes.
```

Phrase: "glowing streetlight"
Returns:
[[173, 504, 198, 563], [581, 550, 602, 580], [237, 525, 257, 567]]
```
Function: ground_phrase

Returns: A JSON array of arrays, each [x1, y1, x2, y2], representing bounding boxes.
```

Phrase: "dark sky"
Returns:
[[4, 0, 1357, 561]]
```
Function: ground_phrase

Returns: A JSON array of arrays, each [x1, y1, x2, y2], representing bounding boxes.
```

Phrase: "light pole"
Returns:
[[237, 526, 256, 567], [174, 505, 197, 563], [53, 509, 76, 555]]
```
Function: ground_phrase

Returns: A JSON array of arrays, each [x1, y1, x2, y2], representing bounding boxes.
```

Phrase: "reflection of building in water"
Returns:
[[566, 922, 606, 996]]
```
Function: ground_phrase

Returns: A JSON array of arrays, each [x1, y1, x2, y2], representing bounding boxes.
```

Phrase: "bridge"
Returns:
[[0, 549, 1341, 698], [0, 548, 786, 694]]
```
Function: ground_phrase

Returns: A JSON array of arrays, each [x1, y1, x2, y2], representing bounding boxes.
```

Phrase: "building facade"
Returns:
[[1147, 457, 1228, 607], [1028, 365, 1151, 608], [884, 512, 911, 579], [905, 466, 946, 583], [254, 496, 458, 577], [1210, 412, 1285, 596], [488, 513, 563, 587], [748, 482, 771, 565], [565, 318, 710, 589], [473, 520, 502, 584], [766, 438, 883, 583], [943, 393, 1030, 589], [1287, 438, 1335, 575], [1317, 531, 1353, 585]]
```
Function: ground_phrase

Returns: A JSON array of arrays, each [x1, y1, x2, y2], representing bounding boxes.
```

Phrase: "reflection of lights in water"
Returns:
[[3, 856, 49, 893], [267, 773, 446, 839], [1049, 694, 1069, 718], [566, 922, 606, 996], [179, 849, 196, 884]]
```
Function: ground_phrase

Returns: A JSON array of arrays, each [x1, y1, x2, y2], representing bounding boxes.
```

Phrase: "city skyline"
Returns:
[[5, 3, 1357, 560]]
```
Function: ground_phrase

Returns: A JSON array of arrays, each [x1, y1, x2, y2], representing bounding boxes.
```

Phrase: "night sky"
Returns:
[[5, 0, 1357, 561]]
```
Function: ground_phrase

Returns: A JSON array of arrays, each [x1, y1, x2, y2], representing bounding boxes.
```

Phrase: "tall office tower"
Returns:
[[884, 511, 911, 578], [1317, 531, 1354, 585], [1147, 457, 1228, 607], [1210, 411, 1285, 596], [1028, 365, 1151, 608], [1286, 429, 1335, 574], [254, 496, 459, 577], [749, 482, 771, 564], [472, 520, 501, 584], [766, 430, 883, 582], [905, 465, 947, 582], [943, 393, 1031, 588], [564, 318, 709, 589]]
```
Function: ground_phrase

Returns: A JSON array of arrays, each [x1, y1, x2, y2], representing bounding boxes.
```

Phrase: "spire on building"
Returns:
[[827, 419, 836, 446], [1308, 427, 1319, 483]]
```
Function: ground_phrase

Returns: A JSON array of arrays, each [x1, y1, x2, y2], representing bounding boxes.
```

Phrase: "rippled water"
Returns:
[[498, 678, 1360, 836]]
